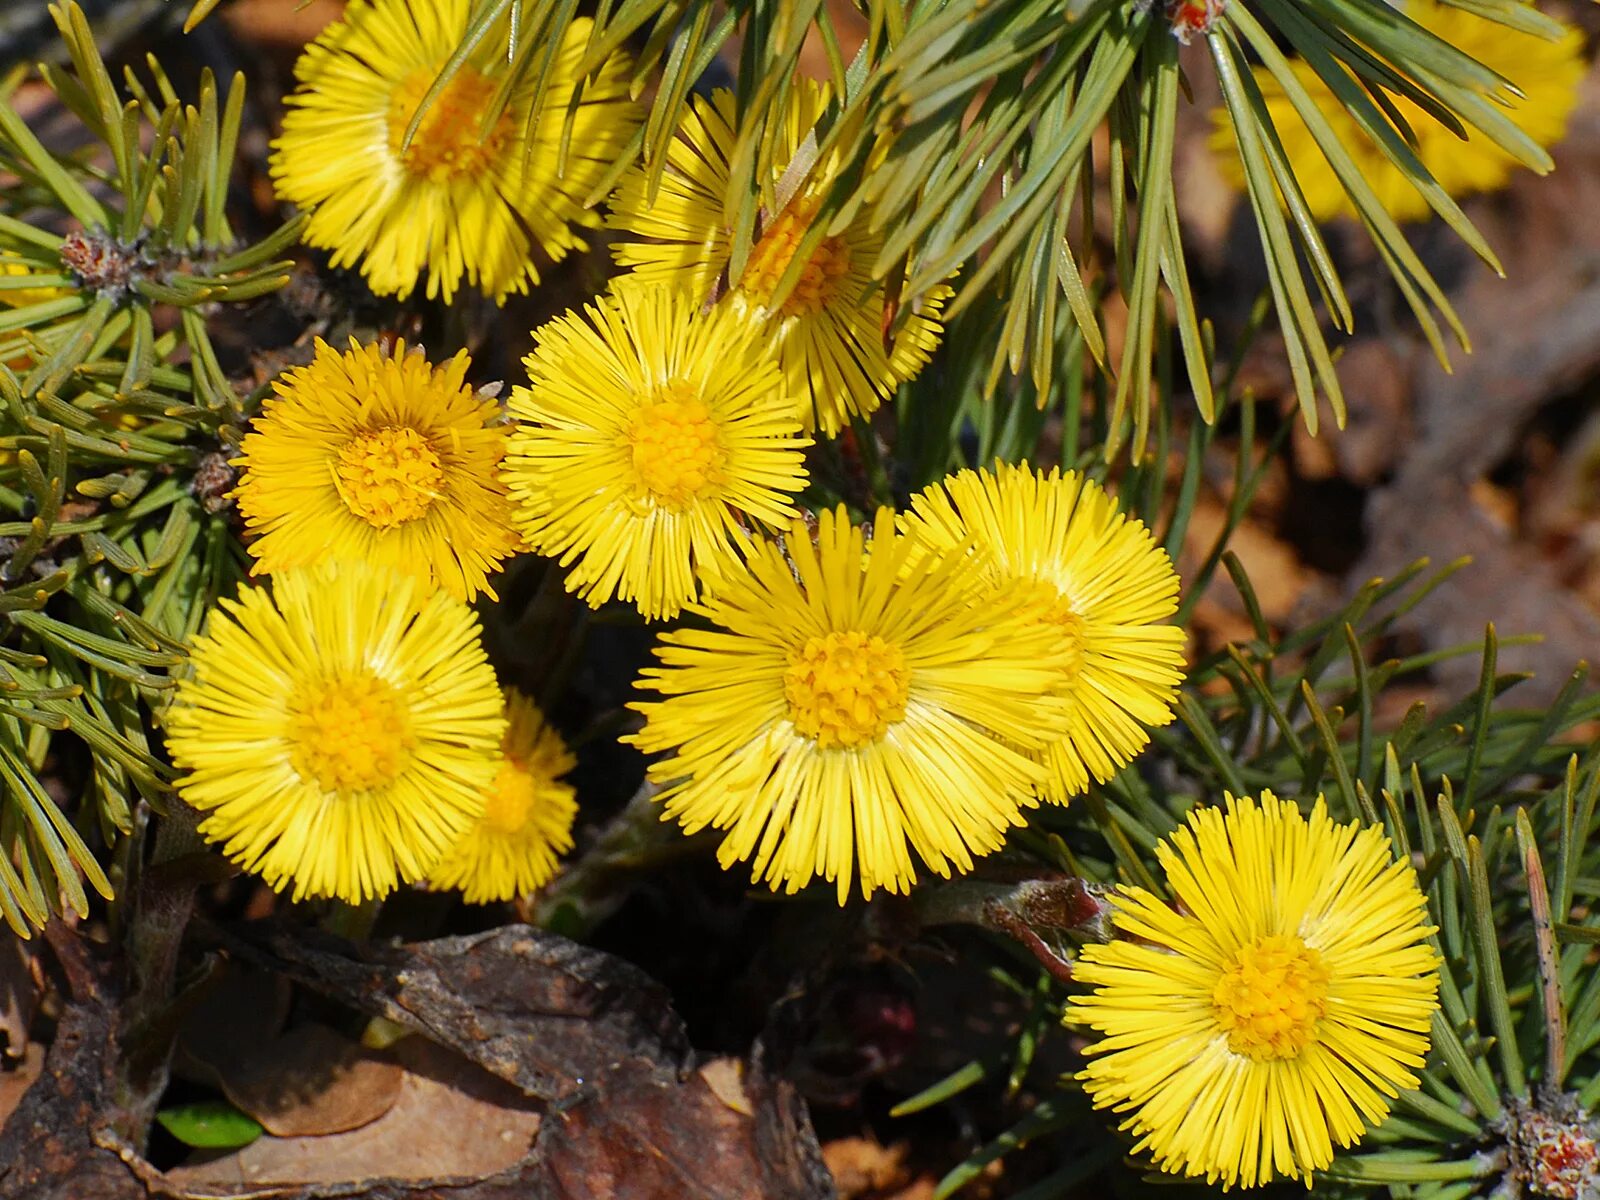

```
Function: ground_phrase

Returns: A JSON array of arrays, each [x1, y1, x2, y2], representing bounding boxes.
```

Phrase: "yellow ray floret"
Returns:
[[164, 561, 506, 904], [503, 281, 811, 620], [430, 689, 578, 905], [233, 338, 521, 602], [900, 462, 1185, 801], [1066, 792, 1441, 1189], [628, 506, 1078, 903], [608, 81, 946, 436], [1211, 1, 1584, 223], [270, 0, 638, 303]]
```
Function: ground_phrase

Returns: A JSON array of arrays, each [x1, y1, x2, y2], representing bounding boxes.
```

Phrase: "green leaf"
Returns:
[[156, 1101, 264, 1150]]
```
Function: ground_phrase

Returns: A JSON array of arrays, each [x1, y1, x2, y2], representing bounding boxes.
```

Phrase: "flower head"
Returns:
[[1066, 792, 1441, 1189], [164, 561, 506, 904], [270, 0, 637, 302], [233, 338, 520, 602], [628, 506, 1076, 903], [900, 463, 1185, 800], [504, 281, 811, 620], [608, 82, 946, 436], [1210, 1, 1584, 223], [430, 689, 577, 904]]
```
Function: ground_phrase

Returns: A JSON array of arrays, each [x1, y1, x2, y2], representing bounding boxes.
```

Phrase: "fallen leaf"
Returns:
[[165, 1037, 540, 1188], [219, 0, 345, 47], [0, 939, 37, 1062], [207, 923, 835, 1198], [4, 922, 832, 1199], [220, 1023, 404, 1138], [174, 961, 291, 1088], [0, 1043, 43, 1130], [0, 924, 146, 1200], [207, 922, 694, 1104], [1342, 59, 1600, 700], [1182, 497, 1308, 624], [699, 1058, 754, 1116], [824, 1137, 911, 1198]]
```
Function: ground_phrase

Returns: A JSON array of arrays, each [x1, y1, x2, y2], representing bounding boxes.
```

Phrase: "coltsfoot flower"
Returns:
[[629, 506, 1077, 902], [430, 689, 578, 905], [233, 338, 520, 602], [270, 0, 638, 302], [608, 81, 946, 436], [503, 281, 810, 620], [164, 561, 506, 904], [900, 463, 1185, 801], [1210, 1, 1584, 223], [1066, 792, 1441, 1189]]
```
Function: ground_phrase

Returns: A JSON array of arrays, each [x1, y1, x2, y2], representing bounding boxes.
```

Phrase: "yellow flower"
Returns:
[[503, 281, 811, 620], [607, 82, 946, 436], [899, 463, 1185, 801], [628, 506, 1075, 903], [1066, 792, 1441, 1190], [1210, 1, 1585, 223], [0, 260, 71, 373], [164, 561, 506, 905], [430, 689, 577, 904], [270, 0, 637, 303], [233, 338, 520, 602], [0, 261, 66, 310]]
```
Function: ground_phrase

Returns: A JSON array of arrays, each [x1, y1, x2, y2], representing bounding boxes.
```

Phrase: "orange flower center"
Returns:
[[288, 673, 414, 793], [740, 197, 853, 317], [335, 426, 444, 528], [625, 384, 727, 510], [1015, 579, 1087, 680], [1212, 934, 1330, 1060], [482, 759, 538, 836], [784, 631, 910, 750], [387, 65, 512, 183]]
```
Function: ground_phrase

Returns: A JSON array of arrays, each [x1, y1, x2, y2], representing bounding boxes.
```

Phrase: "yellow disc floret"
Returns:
[[288, 673, 415, 793], [387, 66, 511, 184], [1212, 934, 1331, 1061], [1014, 578, 1088, 680], [334, 426, 445, 528], [482, 760, 540, 836], [784, 630, 911, 750], [741, 198, 853, 318], [625, 386, 728, 510]]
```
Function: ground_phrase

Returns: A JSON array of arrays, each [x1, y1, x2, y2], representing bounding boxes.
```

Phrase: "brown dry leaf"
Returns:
[[1182, 497, 1308, 623], [220, 0, 346, 47], [166, 1037, 539, 1189], [175, 962, 291, 1087], [824, 1137, 911, 1199], [0, 1044, 43, 1130], [4, 924, 830, 1199], [698, 1058, 754, 1117], [531, 1056, 822, 1199], [220, 1023, 404, 1138], [0, 939, 38, 1062], [204, 924, 835, 1199], [1315, 339, 1414, 488]]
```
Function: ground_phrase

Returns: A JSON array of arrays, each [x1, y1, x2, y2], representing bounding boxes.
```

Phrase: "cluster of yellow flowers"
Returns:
[[1212, 1, 1584, 223], [165, 0, 1192, 912], [158, 0, 1448, 1190]]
